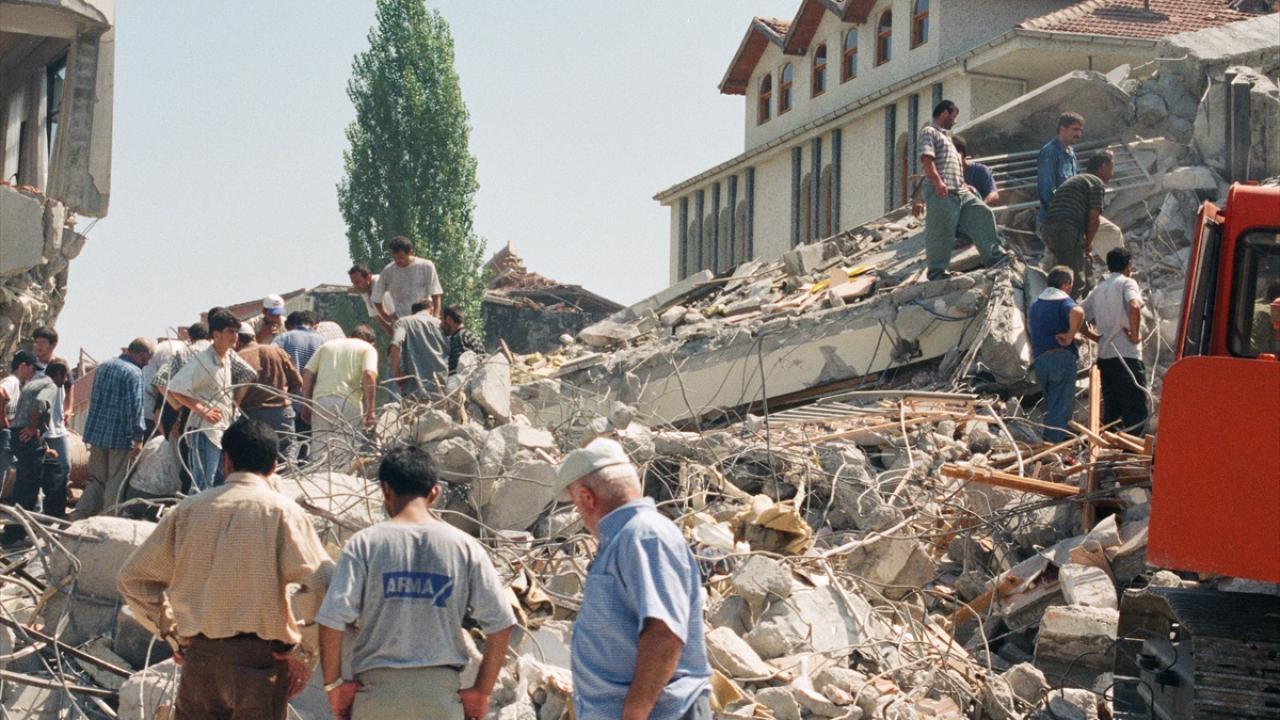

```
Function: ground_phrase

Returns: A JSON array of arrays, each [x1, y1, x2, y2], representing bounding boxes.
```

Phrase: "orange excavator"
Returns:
[[1116, 183, 1280, 717]]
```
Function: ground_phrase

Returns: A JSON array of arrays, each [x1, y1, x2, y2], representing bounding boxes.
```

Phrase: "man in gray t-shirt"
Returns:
[[371, 236, 444, 325], [389, 301, 449, 398], [317, 447, 516, 720]]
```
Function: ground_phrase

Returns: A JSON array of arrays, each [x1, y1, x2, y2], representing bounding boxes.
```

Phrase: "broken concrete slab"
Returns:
[[958, 72, 1132, 157], [730, 555, 793, 612], [468, 354, 513, 423], [782, 242, 830, 277], [706, 626, 778, 679], [1060, 564, 1118, 610], [50, 516, 155, 601], [744, 586, 882, 661], [756, 686, 803, 720], [1034, 605, 1119, 670]]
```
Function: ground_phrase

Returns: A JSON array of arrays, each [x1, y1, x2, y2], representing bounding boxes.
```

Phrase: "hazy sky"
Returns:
[[57, 0, 800, 359]]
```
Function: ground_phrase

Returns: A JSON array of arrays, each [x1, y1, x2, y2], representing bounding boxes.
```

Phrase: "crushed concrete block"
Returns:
[[469, 354, 513, 423], [729, 555, 792, 611], [659, 305, 686, 327], [706, 626, 778, 679], [52, 516, 155, 601], [277, 470, 384, 545], [1133, 92, 1168, 126], [756, 686, 803, 720], [119, 659, 179, 720], [430, 436, 482, 482], [815, 666, 870, 706], [1047, 688, 1100, 720], [792, 676, 853, 718], [744, 586, 881, 661], [1035, 605, 1118, 670], [0, 188, 48, 278], [414, 408, 459, 443], [1148, 570, 1182, 588], [1060, 563, 1118, 609], [477, 460, 558, 531], [782, 242, 828, 277], [843, 536, 937, 600], [1160, 165, 1223, 194], [708, 595, 751, 636], [114, 604, 172, 669], [982, 662, 1048, 720], [579, 319, 640, 348]]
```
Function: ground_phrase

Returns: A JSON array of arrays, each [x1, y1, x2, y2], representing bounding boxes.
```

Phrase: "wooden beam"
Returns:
[[1082, 366, 1102, 531], [940, 463, 1081, 498]]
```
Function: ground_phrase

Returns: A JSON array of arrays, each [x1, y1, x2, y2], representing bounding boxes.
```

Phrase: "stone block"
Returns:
[[706, 626, 777, 679], [114, 604, 172, 669], [276, 470, 383, 545], [119, 659, 180, 720], [579, 319, 640, 349], [468, 354, 512, 423], [50, 516, 155, 601], [1059, 563, 1118, 609], [1034, 605, 1118, 670], [843, 535, 937, 600], [981, 662, 1047, 720], [756, 687, 803, 720], [782, 242, 829, 277], [729, 555, 792, 612], [478, 460, 558, 531], [744, 586, 880, 661]]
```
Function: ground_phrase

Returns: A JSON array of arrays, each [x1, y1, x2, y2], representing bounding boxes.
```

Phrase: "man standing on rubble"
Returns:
[[317, 446, 516, 720], [349, 264, 389, 333], [1036, 112, 1084, 225], [2, 358, 71, 545], [1029, 267, 1093, 442], [441, 306, 486, 373], [301, 325, 379, 461], [236, 323, 302, 461], [117, 417, 331, 720], [372, 236, 444, 323], [30, 326, 74, 496], [166, 307, 241, 490], [274, 311, 326, 462], [554, 438, 711, 720], [76, 338, 154, 518], [1082, 247, 1149, 435], [389, 300, 449, 398], [1040, 151, 1115, 298], [0, 351, 39, 492], [919, 100, 1008, 281]]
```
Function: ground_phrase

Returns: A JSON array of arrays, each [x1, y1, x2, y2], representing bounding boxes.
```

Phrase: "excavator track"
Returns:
[[1116, 587, 1280, 719]]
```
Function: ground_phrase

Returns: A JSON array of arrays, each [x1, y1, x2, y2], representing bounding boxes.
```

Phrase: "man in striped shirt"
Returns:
[[1040, 151, 1115, 298]]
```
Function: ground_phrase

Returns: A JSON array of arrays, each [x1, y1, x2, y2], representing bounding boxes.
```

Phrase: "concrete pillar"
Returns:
[[791, 147, 803, 246], [727, 175, 738, 268], [810, 137, 822, 242], [832, 128, 842, 233], [678, 197, 689, 279], [746, 167, 756, 260], [884, 105, 897, 213]]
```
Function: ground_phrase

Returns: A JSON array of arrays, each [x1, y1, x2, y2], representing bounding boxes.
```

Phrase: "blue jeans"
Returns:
[[1034, 349, 1078, 442], [187, 433, 223, 492]]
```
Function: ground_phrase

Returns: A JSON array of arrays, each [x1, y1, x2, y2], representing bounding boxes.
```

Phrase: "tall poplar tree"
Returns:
[[338, 0, 486, 322]]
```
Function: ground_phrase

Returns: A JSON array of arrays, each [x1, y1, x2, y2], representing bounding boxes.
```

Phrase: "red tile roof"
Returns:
[[1020, 0, 1264, 39]]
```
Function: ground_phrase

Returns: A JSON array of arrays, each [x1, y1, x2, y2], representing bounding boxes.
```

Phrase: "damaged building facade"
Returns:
[[0, 0, 114, 360], [655, 0, 1271, 283]]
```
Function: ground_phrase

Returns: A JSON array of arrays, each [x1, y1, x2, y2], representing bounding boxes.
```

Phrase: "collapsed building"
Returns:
[[0, 0, 114, 360], [0, 8, 1276, 720], [483, 243, 623, 355]]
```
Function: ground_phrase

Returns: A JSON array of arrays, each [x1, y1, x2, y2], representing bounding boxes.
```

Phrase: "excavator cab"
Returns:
[[1116, 184, 1280, 719]]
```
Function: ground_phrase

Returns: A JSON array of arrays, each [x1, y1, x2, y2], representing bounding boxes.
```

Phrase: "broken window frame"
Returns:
[[1228, 230, 1280, 357]]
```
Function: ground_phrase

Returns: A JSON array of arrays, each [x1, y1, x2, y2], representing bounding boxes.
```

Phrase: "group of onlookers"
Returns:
[[0, 236, 486, 535]]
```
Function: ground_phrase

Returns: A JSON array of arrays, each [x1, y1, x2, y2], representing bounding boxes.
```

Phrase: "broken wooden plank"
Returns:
[[1082, 366, 1103, 531], [940, 463, 1081, 498]]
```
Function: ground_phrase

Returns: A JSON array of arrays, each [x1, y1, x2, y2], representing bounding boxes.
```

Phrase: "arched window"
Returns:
[[911, 0, 929, 48], [876, 10, 892, 66], [842, 29, 858, 82], [811, 45, 827, 97], [758, 74, 772, 124], [779, 63, 794, 114]]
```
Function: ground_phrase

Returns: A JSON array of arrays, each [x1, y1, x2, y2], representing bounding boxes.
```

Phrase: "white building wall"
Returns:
[[753, 150, 794, 262]]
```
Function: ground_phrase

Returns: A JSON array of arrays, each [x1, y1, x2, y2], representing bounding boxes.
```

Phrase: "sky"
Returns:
[[57, 0, 801, 360]]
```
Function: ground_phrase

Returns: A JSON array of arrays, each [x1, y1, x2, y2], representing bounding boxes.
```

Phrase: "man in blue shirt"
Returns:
[[1036, 112, 1084, 225], [273, 311, 326, 462], [555, 438, 711, 720], [78, 338, 154, 518], [1029, 266, 1093, 442]]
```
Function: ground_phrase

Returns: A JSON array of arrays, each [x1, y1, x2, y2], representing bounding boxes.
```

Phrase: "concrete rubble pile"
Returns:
[[0, 17, 1276, 719]]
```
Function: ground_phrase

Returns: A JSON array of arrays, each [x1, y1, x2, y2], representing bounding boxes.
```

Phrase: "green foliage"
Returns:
[[338, 0, 487, 325]]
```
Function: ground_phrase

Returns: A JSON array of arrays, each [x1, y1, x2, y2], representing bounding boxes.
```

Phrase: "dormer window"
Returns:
[[758, 74, 772, 124], [779, 63, 794, 113], [842, 29, 858, 82], [811, 45, 827, 97], [911, 0, 929, 48], [876, 10, 892, 65]]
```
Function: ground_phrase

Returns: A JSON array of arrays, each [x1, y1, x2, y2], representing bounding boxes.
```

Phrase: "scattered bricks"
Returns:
[[1035, 606, 1119, 670]]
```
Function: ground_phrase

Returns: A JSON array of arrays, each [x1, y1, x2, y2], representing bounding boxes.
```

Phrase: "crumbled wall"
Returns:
[[0, 185, 84, 360]]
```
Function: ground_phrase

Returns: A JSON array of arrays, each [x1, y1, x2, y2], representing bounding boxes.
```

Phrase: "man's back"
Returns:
[[274, 328, 325, 372], [11, 377, 56, 430], [1045, 172, 1104, 232], [83, 357, 144, 448], [117, 472, 329, 644], [393, 314, 448, 395], [1082, 272, 1143, 360], [316, 520, 515, 675], [305, 338, 377, 405], [237, 343, 301, 410]]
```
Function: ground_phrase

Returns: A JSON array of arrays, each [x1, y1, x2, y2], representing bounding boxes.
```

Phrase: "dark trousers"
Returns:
[[292, 413, 311, 464], [1098, 356, 1149, 435], [2, 436, 67, 543], [176, 635, 291, 720]]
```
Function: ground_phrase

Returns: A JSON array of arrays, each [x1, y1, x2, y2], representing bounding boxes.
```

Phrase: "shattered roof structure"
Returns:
[[1019, 0, 1263, 38]]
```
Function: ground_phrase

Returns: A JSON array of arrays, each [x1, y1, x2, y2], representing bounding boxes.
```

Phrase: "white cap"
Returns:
[[238, 322, 255, 337], [554, 438, 632, 501], [262, 294, 286, 316]]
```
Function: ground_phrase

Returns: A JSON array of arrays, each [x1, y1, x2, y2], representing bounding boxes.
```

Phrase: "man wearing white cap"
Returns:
[[248, 294, 288, 345], [554, 438, 711, 720]]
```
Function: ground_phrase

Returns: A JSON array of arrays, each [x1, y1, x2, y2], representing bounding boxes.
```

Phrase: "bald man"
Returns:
[[77, 337, 155, 518]]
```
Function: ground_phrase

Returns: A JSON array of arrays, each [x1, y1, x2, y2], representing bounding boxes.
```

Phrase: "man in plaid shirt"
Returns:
[[919, 99, 1008, 281], [77, 338, 155, 518], [441, 305, 487, 373]]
